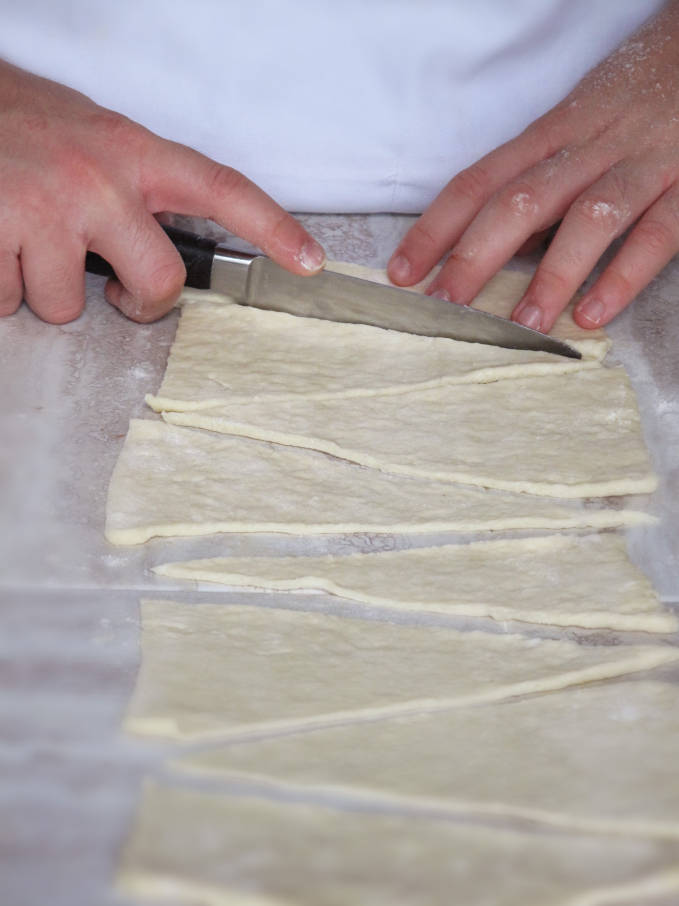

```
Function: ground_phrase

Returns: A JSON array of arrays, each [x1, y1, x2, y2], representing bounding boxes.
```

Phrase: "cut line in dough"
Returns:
[[105, 420, 654, 545], [175, 680, 679, 842], [118, 782, 679, 906], [163, 368, 656, 498], [154, 265, 609, 412], [146, 306, 603, 414], [125, 600, 679, 743], [153, 534, 678, 634]]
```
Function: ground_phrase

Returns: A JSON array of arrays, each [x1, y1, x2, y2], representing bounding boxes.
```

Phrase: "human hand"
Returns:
[[388, 2, 679, 333], [0, 61, 325, 324]]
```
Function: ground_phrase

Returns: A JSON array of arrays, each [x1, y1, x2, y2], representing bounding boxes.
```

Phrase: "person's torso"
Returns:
[[1, 0, 665, 211]]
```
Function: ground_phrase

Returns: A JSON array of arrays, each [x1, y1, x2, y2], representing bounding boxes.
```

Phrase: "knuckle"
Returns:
[[528, 265, 573, 300], [407, 219, 439, 252], [570, 192, 628, 234], [599, 268, 634, 300], [267, 210, 298, 246], [529, 114, 569, 157], [145, 256, 185, 302], [451, 163, 492, 205], [633, 218, 676, 255], [88, 109, 142, 148], [207, 164, 251, 201], [496, 182, 539, 218]]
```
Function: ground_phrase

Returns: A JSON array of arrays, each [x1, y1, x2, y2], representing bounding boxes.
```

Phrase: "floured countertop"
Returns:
[[1, 213, 678, 905]]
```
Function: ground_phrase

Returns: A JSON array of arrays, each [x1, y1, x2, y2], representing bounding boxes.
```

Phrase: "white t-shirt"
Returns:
[[1, 1, 665, 212]]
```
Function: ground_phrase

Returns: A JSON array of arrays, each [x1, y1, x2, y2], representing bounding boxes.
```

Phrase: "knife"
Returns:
[[85, 225, 580, 359]]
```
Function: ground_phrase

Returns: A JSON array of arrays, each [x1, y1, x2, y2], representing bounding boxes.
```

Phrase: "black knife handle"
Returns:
[[85, 225, 218, 289]]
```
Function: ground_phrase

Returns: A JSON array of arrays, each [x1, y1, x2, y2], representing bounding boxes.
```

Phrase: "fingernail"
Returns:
[[299, 240, 326, 273], [577, 298, 605, 326], [389, 253, 410, 283], [428, 287, 451, 302], [517, 303, 543, 331]]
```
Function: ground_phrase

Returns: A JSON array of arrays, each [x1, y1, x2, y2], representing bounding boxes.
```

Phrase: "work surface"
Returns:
[[1, 214, 678, 905]]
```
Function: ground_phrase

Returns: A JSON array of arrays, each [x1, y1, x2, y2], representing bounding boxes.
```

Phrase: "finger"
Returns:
[[94, 212, 186, 323], [388, 108, 581, 286], [515, 227, 555, 257], [426, 144, 609, 307], [141, 140, 325, 275], [512, 158, 672, 332], [20, 238, 86, 324], [0, 249, 23, 317], [573, 186, 679, 329]]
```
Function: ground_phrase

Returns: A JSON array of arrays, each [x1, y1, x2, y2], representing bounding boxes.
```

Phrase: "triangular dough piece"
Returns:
[[153, 534, 678, 633], [176, 680, 679, 841], [105, 420, 652, 545], [146, 302, 602, 414], [118, 783, 679, 906], [155, 265, 608, 412], [164, 368, 656, 498], [125, 600, 679, 742]]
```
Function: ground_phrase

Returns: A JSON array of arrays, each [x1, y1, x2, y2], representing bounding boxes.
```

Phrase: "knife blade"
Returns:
[[86, 225, 580, 359]]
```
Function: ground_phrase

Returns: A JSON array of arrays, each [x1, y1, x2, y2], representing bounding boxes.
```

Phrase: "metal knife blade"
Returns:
[[211, 250, 581, 359], [84, 225, 580, 359]]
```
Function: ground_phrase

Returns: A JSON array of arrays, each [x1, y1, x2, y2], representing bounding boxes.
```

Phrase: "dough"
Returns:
[[176, 679, 679, 841], [105, 420, 653, 545], [152, 534, 678, 633], [118, 782, 679, 906], [146, 305, 602, 414], [163, 368, 657, 498], [154, 265, 608, 412], [124, 600, 677, 742]]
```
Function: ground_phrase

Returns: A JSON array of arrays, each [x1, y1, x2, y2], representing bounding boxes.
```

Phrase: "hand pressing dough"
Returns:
[[328, 262, 610, 361], [176, 679, 679, 841], [105, 420, 652, 545], [153, 534, 678, 633], [124, 600, 677, 742], [164, 368, 656, 498], [145, 302, 602, 413], [118, 783, 679, 906]]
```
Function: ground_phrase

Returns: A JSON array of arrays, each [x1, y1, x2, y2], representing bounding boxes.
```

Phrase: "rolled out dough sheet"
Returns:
[[124, 600, 678, 742], [163, 368, 656, 498], [153, 534, 678, 633], [176, 679, 679, 841], [118, 783, 679, 906], [146, 299, 603, 413], [105, 420, 652, 545]]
